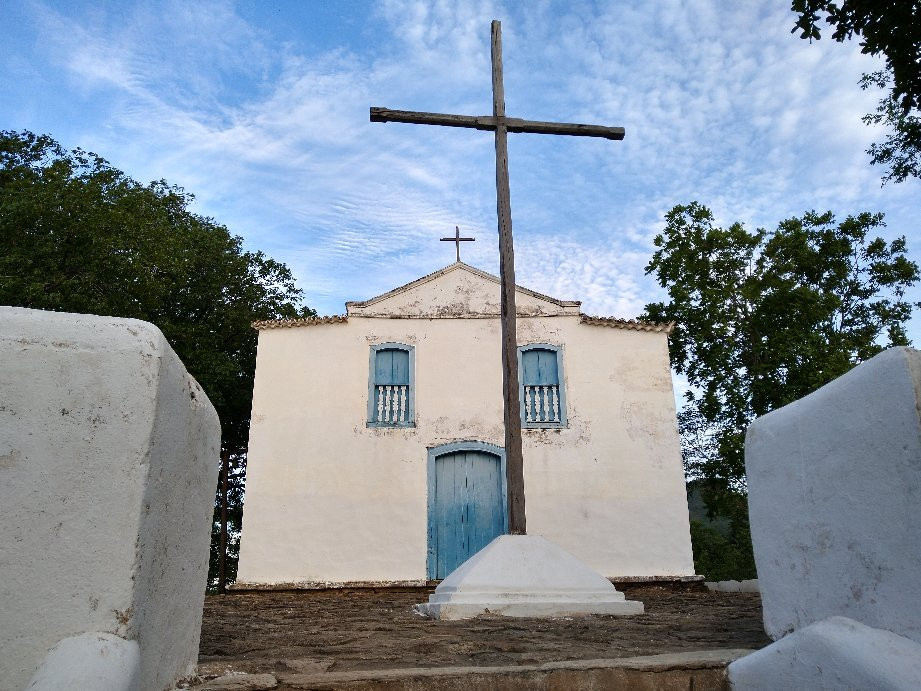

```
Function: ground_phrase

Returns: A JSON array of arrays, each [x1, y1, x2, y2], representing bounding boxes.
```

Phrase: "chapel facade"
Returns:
[[235, 262, 695, 587]]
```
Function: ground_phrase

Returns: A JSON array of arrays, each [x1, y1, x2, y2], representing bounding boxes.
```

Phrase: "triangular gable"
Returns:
[[346, 262, 581, 318]]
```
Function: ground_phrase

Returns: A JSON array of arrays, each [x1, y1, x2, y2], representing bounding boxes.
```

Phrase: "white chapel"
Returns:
[[235, 262, 695, 587]]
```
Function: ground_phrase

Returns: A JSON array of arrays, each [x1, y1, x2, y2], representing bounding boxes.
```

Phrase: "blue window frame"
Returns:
[[367, 343, 415, 427], [518, 344, 567, 428]]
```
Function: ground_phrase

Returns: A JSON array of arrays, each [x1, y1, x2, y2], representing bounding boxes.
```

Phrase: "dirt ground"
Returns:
[[197, 584, 770, 677]]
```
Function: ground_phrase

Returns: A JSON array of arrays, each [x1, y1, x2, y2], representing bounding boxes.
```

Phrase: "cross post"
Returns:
[[371, 20, 624, 535], [440, 226, 475, 262]]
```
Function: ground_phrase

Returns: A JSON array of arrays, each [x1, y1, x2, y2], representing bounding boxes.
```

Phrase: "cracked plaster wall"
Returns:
[[238, 305, 693, 585]]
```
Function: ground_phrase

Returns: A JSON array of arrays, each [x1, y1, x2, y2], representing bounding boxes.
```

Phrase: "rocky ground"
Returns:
[[196, 584, 770, 680]]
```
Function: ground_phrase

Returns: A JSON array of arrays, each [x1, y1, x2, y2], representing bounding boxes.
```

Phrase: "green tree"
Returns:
[[791, 1, 921, 181], [643, 202, 919, 578], [0, 130, 314, 588], [792, 1, 921, 110], [688, 518, 756, 583], [686, 478, 756, 581], [861, 69, 921, 183]]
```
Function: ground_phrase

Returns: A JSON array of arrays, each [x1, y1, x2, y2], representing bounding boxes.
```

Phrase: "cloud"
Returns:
[[9, 0, 918, 333]]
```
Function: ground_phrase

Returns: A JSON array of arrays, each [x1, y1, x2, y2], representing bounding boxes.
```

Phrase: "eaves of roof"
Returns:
[[251, 312, 675, 334], [252, 315, 348, 330], [579, 314, 675, 333]]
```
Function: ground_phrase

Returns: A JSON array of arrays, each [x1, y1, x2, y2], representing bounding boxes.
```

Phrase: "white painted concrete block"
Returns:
[[0, 307, 220, 691], [746, 347, 921, 643], [415, 535, 643, 620], [738, 579, 759, 593], [705, 580, 759, 593], [728, 616, 921, 690], [716, 580, 742, 592], [26, 633, 140, 691]]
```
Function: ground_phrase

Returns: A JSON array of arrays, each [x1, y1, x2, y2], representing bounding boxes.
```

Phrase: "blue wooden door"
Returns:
[[432, 450, 504, 579]]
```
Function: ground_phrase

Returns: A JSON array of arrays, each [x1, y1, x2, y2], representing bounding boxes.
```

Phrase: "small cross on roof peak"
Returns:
[[440, 226, 475, 262]]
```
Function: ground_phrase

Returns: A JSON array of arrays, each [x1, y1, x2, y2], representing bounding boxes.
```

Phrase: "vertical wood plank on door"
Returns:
[[432, 450, 505, 578]]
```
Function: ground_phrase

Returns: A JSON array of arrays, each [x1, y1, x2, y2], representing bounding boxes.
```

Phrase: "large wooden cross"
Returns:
[[371, 20, 624, 535]]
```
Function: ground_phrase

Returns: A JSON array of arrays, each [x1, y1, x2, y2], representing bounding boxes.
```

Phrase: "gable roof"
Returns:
[[345, 261, 580, 312], [251, 262, 673, 333]]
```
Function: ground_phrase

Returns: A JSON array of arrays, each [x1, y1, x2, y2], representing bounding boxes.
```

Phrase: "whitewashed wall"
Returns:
[[237, 265, 693, 585], [0, 308, 219, 691]]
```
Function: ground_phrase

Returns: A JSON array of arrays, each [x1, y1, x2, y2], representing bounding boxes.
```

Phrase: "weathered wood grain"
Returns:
[[370, 108, 624, 140], [491, 20, 527, 536]]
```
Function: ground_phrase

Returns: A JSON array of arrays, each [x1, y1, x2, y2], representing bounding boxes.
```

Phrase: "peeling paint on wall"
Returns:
[[237, 264, 694, 586]]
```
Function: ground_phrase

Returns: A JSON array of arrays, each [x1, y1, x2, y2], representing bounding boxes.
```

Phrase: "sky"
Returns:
[[3, 0, 920, 341]]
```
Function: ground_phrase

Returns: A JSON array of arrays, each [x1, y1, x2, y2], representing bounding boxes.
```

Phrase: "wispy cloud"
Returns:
[[4, 0, 918, 335]]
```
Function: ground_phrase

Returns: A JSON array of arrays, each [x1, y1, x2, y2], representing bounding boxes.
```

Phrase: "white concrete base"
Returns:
[[415, 535, 644, 620], [746, 347, 921, 643], [705, 579, 759, 593], [0, 308, 220, 691], [728, 616, 921, 690], [26, 633, 140, 691]]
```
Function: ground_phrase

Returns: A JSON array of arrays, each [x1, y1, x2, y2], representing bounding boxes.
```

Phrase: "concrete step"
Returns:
[[193, 648, 755, 690]]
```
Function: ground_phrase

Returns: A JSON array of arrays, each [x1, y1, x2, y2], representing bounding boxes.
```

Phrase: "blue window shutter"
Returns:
[[536, 349, 558, 385], [368, 344, 415, 427], [518, 344, 566, 428], [522, 349, 540, 385], [522, 348, 558, 385], [375, 349, 393, 384], [374, 348, 409, 385], [390, 349, 409, 385]]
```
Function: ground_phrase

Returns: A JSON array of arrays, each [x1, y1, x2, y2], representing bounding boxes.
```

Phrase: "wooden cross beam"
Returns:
[[371, 109, 624, 140], [440, 226, 475, 262], [371, 20, 624, 535]]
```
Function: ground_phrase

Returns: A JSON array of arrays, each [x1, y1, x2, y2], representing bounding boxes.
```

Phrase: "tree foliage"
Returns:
[[688, 518, 756, 582], [792, 0, 921, 111], [686, 478, 756, 580], [644, 202, 919, 488], [644, 202, 919, 578], [861, 69, 921, 183], [1, 130, 314, 586], [791, 1, 921, 181]]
